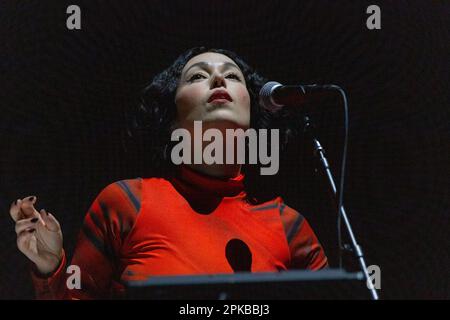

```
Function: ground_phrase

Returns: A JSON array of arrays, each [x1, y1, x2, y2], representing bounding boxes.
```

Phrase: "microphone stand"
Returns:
[[303, 115, 379, 300]]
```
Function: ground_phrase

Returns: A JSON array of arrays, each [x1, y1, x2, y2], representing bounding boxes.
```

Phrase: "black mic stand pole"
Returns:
[[303, 116, 379, 300]]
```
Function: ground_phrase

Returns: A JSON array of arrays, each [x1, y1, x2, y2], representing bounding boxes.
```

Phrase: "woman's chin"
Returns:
[[202, 112, 249, 130]]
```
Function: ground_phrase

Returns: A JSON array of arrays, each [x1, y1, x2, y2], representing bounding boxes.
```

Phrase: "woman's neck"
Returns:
[[186, 163, 242, 179], [180, 120, 245, 179]]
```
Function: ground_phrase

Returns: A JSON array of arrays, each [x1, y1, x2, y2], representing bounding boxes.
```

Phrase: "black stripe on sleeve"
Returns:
[[116, 180, 141, 213]]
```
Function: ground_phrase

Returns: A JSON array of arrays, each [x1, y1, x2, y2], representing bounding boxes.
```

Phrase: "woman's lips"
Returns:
[[208, 90, 232, 103], [209, 98, 231, 104]]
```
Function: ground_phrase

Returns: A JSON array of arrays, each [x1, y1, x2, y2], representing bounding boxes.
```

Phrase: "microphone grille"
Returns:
[[259, 81, 283, 111]]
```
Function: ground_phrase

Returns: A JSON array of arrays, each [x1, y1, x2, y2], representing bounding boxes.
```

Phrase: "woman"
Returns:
[[9, 47, 328, 299]]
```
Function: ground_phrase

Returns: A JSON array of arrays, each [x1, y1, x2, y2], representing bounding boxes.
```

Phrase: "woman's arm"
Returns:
[[29, 178, 142, 299], [279, 203, 328, 270]]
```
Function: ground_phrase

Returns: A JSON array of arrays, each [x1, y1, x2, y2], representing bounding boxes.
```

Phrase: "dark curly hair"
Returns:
[[126, 47, 298, 202]]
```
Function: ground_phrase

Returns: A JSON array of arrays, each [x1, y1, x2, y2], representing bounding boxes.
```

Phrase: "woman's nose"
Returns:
[[210, 73, 226, 89]]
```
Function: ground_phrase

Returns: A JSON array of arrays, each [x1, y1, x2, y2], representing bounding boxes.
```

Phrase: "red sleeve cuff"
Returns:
[[30, 250, 67, 299]]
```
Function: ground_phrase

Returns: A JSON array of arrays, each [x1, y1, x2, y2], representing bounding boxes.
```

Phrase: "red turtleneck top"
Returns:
[[31, 167, 328, 299]]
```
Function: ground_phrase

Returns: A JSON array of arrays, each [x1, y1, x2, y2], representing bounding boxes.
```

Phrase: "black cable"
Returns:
[[324, 85, 349, 269]]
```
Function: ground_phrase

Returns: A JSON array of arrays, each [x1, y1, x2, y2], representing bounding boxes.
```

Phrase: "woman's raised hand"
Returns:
[[10, 196, 63, 275]]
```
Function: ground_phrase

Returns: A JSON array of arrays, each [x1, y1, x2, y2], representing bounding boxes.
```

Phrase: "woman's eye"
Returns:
[[188, 73, 206, 82], [188, 73, 241, 82], [226, 73, 241, 81]]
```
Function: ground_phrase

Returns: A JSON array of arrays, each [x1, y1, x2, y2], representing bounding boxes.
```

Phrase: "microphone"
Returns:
[[259, 81, 336, 111]]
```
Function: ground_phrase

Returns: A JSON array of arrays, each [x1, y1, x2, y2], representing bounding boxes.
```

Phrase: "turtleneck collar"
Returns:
[[171, 165, 246, 199]]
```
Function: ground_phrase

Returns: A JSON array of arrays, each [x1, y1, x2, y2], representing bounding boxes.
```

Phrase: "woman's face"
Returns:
[[175, 52, 251, 131]]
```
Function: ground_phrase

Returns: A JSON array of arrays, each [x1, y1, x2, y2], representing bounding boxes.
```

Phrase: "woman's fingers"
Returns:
[[40, 209, 60, 232], [13, 197, 63, 274], [15, 217, 39, 234], [9, 195, 39, 222], [9, 199, 22, 222], [19, 196, 40, 219]]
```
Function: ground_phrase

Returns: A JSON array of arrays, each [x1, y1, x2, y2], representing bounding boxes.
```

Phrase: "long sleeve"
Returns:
[[30, 179, 141, 299], [279, 203, 328, 270]]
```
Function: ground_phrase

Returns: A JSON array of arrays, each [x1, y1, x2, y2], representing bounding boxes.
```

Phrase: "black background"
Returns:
[[0, 0, 449, 299]]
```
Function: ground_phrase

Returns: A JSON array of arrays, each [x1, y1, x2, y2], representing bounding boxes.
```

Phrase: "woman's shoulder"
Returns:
[[94, 178, 143, 215], [248, 196, 306, 227], [81, 178, 144, 241], [95, 176, 172, 211]]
